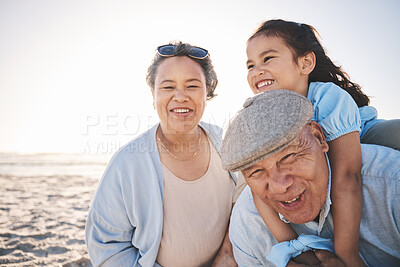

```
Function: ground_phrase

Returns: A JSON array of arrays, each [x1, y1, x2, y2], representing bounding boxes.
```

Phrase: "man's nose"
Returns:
[[173, 88, 189, 102], [267, 167, 294, 194]]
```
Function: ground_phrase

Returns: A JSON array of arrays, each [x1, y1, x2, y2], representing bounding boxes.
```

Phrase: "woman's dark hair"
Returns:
[[146, 41, 218, 100], [249, 19, 369, 107]]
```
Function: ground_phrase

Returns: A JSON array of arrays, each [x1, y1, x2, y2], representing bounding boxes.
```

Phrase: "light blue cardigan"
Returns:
[[85, 122, 238, 267]]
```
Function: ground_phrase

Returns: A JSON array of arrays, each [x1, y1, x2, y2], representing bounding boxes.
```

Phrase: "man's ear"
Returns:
[[299, 52, 316, 75], [309, 121, 329, 153]]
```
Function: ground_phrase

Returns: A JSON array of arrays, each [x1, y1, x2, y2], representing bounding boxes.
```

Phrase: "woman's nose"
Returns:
[[173, 88, 189, 102]]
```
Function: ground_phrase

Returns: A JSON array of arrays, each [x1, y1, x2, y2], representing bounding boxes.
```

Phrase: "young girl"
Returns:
[[245, 19, 400, 266]]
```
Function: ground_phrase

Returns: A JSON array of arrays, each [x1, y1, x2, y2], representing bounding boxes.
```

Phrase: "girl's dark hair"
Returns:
[[146, 41, 218, 100], [249, 19, 369, 107]]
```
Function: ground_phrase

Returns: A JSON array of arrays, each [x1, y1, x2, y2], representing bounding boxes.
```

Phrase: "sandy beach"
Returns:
[[0, 153, 110, 266]]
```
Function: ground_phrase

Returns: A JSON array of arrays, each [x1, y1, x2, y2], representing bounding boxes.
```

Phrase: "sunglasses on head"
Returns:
[[157, 44, 209, 59]]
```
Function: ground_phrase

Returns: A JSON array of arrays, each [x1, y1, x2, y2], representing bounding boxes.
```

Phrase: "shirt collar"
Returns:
[[279, 153, 332, 234]]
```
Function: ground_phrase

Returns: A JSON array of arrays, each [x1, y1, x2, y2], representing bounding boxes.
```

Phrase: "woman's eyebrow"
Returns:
[[159, 79, 175, 84], [186, 78, 202, 83]]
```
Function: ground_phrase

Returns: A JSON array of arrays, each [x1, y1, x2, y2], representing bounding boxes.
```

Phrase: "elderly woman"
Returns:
[[85, 41, 245, 267]]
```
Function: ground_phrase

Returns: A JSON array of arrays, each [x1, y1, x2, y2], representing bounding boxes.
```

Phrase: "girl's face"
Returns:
[[153, 56, 207, 135], [246, 35, 310, 97]]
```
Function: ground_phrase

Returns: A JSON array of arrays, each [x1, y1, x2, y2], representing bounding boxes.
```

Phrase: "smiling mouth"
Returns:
[[171, 108, 191, 114], [282, 195, 301, 204], [256, 79, 274, 89]]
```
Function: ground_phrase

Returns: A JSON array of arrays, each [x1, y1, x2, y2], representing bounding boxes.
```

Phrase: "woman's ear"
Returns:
[[151, 90, 156, 109], [299, 52, 316, 75]]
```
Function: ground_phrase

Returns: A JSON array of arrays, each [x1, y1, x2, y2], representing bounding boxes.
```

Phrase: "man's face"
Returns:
[[242, 123, 329, 224]]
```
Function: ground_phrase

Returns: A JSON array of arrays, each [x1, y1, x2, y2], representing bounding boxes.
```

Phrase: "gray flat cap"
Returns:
[[221, 89, 314, 172]]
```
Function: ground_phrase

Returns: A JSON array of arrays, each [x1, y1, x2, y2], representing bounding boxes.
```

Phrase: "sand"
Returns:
[[0, 170, 100, 266]]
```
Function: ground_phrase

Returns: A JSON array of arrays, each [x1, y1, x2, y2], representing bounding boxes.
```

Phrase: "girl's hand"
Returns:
[[292, 251, 320, 265], [314, 250, 345, 267], [287, 250, 345, 267]]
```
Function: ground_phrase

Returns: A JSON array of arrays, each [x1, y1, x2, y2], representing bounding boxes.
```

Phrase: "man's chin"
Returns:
[[280, 210, 318, 224]]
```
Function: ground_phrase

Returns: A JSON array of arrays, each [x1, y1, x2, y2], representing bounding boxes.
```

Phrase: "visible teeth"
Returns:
[[257, 80, 273, 88], [283, 195, 300, 204], [174, 108, 190, 113]]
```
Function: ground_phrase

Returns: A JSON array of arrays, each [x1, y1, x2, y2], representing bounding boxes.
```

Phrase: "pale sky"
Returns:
[[1, 0, 399, 153]]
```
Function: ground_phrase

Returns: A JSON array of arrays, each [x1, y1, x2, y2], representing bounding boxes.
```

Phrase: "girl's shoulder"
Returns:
[[307, 82, 353, 104], [307, 82, 362, 141], [308, 82, 344, 98]]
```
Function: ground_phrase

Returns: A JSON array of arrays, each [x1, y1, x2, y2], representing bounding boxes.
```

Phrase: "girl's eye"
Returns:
[[264, 56, 273, 63], [247, 64, 255, 70]]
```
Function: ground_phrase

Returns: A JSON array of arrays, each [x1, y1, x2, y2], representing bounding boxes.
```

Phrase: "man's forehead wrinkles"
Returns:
[[242, 166, 253, 173], [280, 141, 302, 154]]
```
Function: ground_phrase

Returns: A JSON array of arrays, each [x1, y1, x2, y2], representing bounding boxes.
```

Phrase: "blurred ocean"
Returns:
[[0, 152, 111, 179]]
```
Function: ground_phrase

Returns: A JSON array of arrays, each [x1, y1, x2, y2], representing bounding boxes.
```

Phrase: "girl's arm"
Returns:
[[252, 190, 297, 242], [328, 132, 366, 267], [252, 191, 320, 265]]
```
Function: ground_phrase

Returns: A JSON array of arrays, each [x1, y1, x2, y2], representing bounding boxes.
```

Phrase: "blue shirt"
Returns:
[[85, 122, 238, 267], [229, 144, 400, 266], [307, 82, 379, 141]]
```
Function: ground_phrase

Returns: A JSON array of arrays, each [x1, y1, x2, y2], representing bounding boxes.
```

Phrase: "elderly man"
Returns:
[[221, 90, 400, 266]]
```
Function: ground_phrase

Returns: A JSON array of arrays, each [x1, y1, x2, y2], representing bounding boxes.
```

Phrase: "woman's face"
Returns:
[[154, 56, 207, 135]]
